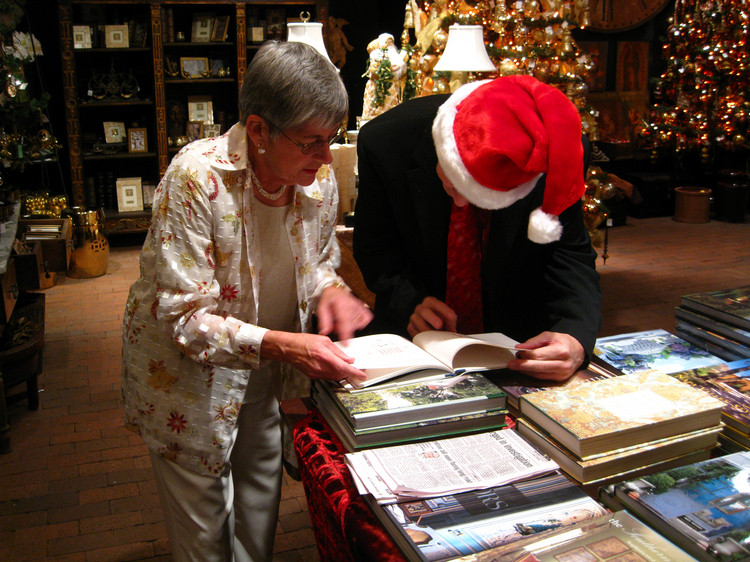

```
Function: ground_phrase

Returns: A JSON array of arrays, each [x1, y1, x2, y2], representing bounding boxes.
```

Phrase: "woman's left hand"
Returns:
[[317, 285, 373, 341], [506, 331, 585, 382]]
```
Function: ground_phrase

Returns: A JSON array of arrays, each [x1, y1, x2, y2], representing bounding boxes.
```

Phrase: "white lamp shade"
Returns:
[[433, 24, 496, 73], [287, 22, 331, 62]]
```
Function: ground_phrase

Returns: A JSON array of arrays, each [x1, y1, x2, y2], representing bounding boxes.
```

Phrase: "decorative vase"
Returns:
[[64, 207, 109, 278]]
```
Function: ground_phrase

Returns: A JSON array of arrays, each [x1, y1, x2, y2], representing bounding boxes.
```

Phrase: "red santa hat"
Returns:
[[432, 75, 585, 244]]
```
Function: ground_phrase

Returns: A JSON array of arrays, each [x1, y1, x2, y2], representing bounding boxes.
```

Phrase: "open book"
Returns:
[[335, 331, 519, 390]]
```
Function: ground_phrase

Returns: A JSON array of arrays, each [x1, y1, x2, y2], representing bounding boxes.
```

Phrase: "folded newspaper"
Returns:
[[345, 429, 558, 504]]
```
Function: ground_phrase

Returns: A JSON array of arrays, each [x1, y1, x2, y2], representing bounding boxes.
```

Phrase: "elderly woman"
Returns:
[[121, 41, 371, 562]]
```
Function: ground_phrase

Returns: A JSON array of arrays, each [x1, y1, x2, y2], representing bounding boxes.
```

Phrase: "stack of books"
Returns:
[[676, 286, 750, 361], [600, 450, 750, 562], [515, 370, 724, 491], [311, 332, 519, 451], [311, 373, 509, 451], [343, 428, 609, 562], [594, 328, 750, 454]]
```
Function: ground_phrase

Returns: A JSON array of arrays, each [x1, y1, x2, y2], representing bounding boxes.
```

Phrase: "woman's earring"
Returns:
[[258, 146, 266, 154]]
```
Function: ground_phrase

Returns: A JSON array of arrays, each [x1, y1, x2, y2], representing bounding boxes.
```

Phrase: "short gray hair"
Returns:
[[239, 41, 348, 134]]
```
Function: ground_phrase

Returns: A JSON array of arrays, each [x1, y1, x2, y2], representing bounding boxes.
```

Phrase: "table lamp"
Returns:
[[287, 12, 331, 63], [433, 24, 496, 91]]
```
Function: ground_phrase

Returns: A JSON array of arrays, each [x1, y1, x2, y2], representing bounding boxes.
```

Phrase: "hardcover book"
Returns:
[[594, 329, 724, 376], [516, 417, 720, 484], [609, 450, 750, 562], [313, 372, 507, 430], [670, 358, 750, 436], [518, 370, 724, 458], [484, 510, 700, 562], [675, 321, 750, 360], [370, 472, 609, 562], [681, 286, 750, 331], [676, 305, 750, 347], [335, 331, 519, 389], [312, 380, 507, 451]]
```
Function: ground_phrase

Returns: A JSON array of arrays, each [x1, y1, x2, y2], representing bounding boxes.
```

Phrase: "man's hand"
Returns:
[[261, 330, 367, 383], [407, 297, 458, 338], [507, 331, 585, 381], [317, 284, 373, 341]]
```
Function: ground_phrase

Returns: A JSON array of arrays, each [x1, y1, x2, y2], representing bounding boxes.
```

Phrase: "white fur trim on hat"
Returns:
[[528, 207, 563, 244], [433, 81, 537, 210]]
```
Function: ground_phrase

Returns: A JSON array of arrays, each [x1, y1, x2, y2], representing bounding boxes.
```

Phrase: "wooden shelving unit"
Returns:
[[58, 0, 329, 233]]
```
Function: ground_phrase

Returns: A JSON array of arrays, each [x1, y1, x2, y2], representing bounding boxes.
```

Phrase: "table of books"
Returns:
[[291, 407, 407, 562]]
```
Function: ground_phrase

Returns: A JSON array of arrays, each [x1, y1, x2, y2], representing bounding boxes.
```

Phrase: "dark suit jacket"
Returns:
[[353, 94, 602, 363]]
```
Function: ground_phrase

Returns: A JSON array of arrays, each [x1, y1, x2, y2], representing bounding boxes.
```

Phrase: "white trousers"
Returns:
[[150, 391, 283, 562]]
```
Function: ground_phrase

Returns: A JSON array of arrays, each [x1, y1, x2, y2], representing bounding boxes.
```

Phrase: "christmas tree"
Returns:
[[638, 0, 750, 172], [0, 0, 60, 173]]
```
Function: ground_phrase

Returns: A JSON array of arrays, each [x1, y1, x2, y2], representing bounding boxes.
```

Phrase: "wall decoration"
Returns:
[[578, 41, 608, 92], [187, 96, 213, 123], [616, 41, 649, 92]]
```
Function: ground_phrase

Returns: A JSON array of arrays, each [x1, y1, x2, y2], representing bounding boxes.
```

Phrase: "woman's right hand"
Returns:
[[260, 330, 367, 384]]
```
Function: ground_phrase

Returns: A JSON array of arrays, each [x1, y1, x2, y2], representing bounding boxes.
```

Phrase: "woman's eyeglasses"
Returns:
[[269, 122, 344, 155]]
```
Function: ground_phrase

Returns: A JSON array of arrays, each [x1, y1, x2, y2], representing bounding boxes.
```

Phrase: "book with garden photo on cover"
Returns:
[[335, 332, 519, 390]]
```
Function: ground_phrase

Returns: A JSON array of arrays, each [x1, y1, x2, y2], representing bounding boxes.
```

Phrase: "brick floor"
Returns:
[[1, 216, 748, 561]]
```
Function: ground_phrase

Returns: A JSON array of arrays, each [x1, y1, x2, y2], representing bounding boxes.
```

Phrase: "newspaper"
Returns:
[[345, 429, 558, 503]]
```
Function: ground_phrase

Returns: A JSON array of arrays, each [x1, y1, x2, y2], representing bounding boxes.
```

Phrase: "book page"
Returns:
[[335, 333, 450, 389], [413, 331, 519, 371]]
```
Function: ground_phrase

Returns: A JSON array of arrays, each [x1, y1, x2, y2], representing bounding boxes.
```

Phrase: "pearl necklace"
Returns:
[[249, 165, 288, 201]]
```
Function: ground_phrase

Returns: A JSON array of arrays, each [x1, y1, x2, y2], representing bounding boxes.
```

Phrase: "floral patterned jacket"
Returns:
[[121, 123, 343, 476]]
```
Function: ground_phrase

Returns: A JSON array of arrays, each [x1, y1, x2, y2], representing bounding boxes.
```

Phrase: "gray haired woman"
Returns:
[[121, 41, 371, 562]]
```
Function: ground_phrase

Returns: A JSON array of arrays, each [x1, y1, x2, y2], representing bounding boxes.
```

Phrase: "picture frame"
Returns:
[[187, 95, 214, 123], [210, 15, 230, 42], [116, 177, 144, 212], [127, 128, 148, 153], [210, 58, 225, 77], [180, 57, 210, 79], [616, 41, 650, 92], [72, 25, 92, 49], [103, 121, 126, 144], [104, 24, 129, 48], [265, 9, 286, 40], [187, 121, 204, 142], [191, 12, 214, 43], [202, 123, 222, 138]]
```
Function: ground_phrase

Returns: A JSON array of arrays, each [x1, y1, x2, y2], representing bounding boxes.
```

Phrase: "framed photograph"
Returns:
[[202, 123, 222, 138], [103, 121, 126, 144], [104, 24, 129, 48], [616, 41, 650, 92], [116, 177, 144, 212], [578, 41, 609, 92], [187, 121, 204, 142], [191, 12, 214, 42], [72, 25, 92, 49], [210, 58, 225, 76], [187, 95, 214, 123], [211, 15, 230, 42], [180, 57, 210, 79], [142, 182, 157, 208], [127, 128, 148, 153]]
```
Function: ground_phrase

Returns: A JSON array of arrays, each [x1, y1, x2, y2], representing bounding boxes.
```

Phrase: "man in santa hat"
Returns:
[[353, 75, 601, 381]]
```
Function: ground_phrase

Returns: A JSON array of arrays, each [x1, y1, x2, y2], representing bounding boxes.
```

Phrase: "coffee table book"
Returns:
[[681, 285, 750, 332], [518, 370, 724, 458], [312, 382, 507, 451], [312, 372, 507, 430], [594, 329, 724, 376], [676, 305, 750, 348], [516, 417, 721, 484], [602, 450, 750, 562], [367, 472, 609, 562], [482, 510, 701, 562]]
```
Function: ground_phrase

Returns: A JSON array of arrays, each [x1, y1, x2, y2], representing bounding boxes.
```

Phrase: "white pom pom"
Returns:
[[528, 207, 562, 244]]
